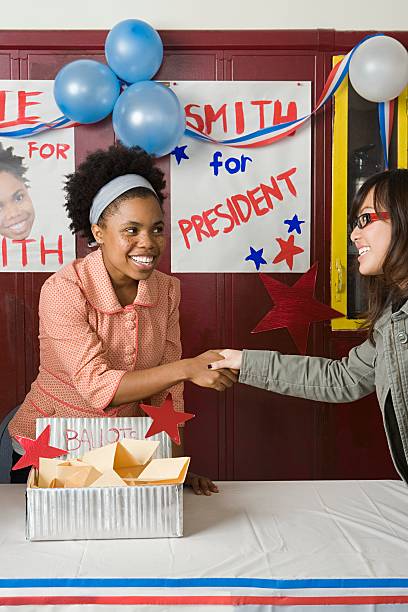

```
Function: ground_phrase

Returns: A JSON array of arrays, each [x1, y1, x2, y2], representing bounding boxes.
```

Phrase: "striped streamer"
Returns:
[[0, 115, 77, 138], [378, 99, 395, 169], [0, 33, 395, 166], [185, 33, 386, 149]]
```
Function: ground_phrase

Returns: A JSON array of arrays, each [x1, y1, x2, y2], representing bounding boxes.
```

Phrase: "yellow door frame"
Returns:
[[331, 55, 408, 330]]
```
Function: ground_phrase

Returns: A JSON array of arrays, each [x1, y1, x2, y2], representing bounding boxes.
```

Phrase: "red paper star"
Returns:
[[272, 235, 304, 270], [12, 424, 67, 471], [252, 263, 343, 354], [140, 395, 195, 445]]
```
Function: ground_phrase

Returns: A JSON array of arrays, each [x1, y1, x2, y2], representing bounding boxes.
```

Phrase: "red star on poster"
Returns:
[[140, 395, 195, 446], [272, 234, 304, 270], [12, 424, 67, 471], [252, 263, 343, 354]]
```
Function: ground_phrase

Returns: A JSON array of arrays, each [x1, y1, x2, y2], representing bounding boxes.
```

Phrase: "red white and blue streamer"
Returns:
[[185, 33, 386, 149], [0, 115, 76, 138], [0, 33, 395, 167], [0, 577, 408, 612], [1, 577, 408, 608], [378, 99, 395, 169]]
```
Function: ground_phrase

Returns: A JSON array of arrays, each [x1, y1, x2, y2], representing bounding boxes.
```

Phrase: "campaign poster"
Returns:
[[0, 80, 75, 272], [170, 81, 311, 273]]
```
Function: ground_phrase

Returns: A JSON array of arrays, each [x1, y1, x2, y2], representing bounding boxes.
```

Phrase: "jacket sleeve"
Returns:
[[238, 339, 377, 403], [149, 276, 184, 412], [39, 275, 127, 412]]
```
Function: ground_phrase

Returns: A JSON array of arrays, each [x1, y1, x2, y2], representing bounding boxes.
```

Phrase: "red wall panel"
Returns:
[[0, 30, 406, 481]]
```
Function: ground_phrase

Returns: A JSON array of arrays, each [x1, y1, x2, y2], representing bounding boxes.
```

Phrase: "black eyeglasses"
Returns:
[[351, 211, 390, 230]]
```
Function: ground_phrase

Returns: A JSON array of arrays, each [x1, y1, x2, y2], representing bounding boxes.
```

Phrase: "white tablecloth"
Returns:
[[1, 480, 408, 611]]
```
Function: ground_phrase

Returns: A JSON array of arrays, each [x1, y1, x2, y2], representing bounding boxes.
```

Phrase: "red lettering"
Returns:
[[202, 208, 220, 238], [65, 429, 81, 452], [214, 201, 237, 234], [191, 214, 211, 242], [185, 104, 205, 132], [0, 90, 7, 122], [204, 104, 227, 134], [80, 428, 92, 452], [106, 427, 120, 443], [273, 100, 298, 136], [0, 90, 42, 129], [12, 238, 35, 266], [246, 187, 269, 216], [260, 177, 283, 208], [39, 144, 55, 159], [40, 234, 63, 265], [225, 198, 241, 228], [235, 101, 245, 134], [1, 237, 7, 267], [277, 167, 297, 196], [178, 219, 193, 250], [56, 143, 70, 159], [28, 141, 39, 158], [18, 91, 41, 121], [117, 428, 133, 439], [230, 194, 251, 223], [251, 100, 272, 130], [175, 166, 296, 250], [28, 141, 71, 160]]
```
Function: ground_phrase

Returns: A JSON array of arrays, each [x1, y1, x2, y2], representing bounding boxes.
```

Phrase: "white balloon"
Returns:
[[349, 35, 408, 102]]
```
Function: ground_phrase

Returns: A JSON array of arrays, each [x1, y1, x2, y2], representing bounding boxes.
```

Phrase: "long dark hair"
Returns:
[[349, 169, 408, 341]]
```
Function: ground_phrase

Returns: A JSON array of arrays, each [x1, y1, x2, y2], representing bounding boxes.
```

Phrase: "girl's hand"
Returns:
[[185, 471, 219, 495], [208, 349, 243, 370]]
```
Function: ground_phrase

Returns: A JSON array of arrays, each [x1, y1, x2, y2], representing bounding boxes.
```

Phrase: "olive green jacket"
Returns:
[[239, 301, 408, 481]]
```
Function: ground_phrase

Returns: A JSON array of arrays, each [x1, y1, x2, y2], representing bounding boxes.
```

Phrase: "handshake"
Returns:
[[184, 349, 243, 392]]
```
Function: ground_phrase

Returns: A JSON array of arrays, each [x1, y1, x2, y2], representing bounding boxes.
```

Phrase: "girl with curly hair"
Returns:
[[9, 144, 236, 493], [0, 144, 34, 240]]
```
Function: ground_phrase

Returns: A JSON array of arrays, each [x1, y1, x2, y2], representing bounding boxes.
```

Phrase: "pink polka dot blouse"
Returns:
[[9, 249, 183, 440]]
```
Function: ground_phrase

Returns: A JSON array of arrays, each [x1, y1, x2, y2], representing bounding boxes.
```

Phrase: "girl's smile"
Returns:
[[0, 171, 35, 240], [92, 194, 166, 294], [350, 189, 392, 276]]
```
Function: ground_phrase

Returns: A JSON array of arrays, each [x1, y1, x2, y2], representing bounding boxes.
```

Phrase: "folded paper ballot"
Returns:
[[34, 439, 190, 489]]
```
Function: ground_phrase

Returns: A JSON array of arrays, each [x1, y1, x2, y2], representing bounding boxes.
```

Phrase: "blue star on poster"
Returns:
[[245, 246, 267, 271], [284, 214, 305, 234], [171, 145, 189, 165]]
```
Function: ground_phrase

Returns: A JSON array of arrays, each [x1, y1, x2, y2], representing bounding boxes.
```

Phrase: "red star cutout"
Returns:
[[12, 424, 67, 471], [252, 263, 343, 354], [272, 235, 304, 270], [140, 395, 195, 445]]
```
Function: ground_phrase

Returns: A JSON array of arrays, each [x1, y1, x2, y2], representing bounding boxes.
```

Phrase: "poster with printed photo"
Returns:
[[0, 80, 75, 272], [170, 81, 311, 273]]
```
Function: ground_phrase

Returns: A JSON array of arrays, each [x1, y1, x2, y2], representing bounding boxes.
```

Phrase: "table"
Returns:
[[1, 480, 408, 610]]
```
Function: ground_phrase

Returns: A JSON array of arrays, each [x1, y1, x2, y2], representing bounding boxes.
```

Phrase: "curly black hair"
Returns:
[[64, 144, 166, 243], [0, 144, 29, 185]]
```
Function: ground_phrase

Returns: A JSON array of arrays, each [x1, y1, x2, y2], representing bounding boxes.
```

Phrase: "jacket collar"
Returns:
[[374, 298, 408, 332], [399, 299, 408, 316], [75, 249, 159, 313]]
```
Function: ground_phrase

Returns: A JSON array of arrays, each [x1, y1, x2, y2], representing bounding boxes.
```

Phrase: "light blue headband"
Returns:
[[89, 174, 158, 225]]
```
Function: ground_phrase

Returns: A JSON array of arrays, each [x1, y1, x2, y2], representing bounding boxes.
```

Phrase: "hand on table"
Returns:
[[186, 350, 238, 391], [208, 349, 243, 371], [185, 471, 219, 496]]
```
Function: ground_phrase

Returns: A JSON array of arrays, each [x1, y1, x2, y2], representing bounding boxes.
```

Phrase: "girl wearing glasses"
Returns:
[[209, 169, 408, 484]]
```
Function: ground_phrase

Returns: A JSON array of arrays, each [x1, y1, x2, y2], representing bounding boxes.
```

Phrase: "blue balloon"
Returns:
[[112, 81, 185, 157], [105, 19, 163, 83], [54, 60, 120, 124]]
